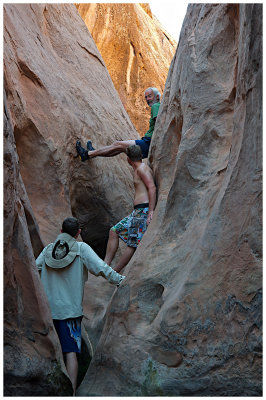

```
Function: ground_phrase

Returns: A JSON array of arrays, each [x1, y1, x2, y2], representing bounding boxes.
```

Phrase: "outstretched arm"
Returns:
[[81, 243, 125, 286]]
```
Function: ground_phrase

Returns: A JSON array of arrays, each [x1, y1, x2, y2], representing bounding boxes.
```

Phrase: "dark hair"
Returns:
[[62, 217, 79, 237], [126, 144, 143, 162]]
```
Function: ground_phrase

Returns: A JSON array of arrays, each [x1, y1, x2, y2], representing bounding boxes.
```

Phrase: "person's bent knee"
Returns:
[[128, 246, 136, 252], [109, 228, 118, 238], [65, 352, 77, 361], [113, 141, 125, 149], [113, 141, 131, 152]]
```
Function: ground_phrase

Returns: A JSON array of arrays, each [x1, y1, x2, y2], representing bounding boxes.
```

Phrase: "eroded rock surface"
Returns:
[[4, 3, 138, 394], [78, 4, 262, 396], [76, 3, 176, 134], [4, 3, 136, 255], [4, 93, 72, 396], [4, 3, 262, 397]]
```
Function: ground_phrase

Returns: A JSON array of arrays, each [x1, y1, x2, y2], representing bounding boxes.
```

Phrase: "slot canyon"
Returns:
[[4, 3, 262, 396]]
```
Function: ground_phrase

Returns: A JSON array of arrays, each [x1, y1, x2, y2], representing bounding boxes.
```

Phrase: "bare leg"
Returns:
[[88, 140, 135, 158], [104, 229, 119, 265], [65, 352, 78, 396], [114, 246, 136, 273]]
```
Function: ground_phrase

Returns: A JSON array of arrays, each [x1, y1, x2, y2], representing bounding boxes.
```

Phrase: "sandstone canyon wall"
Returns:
[[76, 3, 177, 134], [4, 2, 262, 397], [4, 3, 138, 256], [4, 3, 138, 395], [78, 4, 262, 396], [4, 92, 72, 396]]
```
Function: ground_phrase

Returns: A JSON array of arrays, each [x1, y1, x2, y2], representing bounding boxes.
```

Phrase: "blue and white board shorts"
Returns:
[[53, 316, 82, 353]]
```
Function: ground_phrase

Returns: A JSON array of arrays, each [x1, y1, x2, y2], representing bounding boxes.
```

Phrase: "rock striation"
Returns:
[[78, 4, 262, 396], [76, 3, 176, 134]]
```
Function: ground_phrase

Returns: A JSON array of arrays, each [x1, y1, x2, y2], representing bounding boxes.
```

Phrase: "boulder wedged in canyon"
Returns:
[[4, 93, 72, 396], [77, 4, 262, 396], [76, 3, 176, 134]]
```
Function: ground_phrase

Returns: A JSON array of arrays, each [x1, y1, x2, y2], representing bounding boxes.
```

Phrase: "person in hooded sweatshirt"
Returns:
[[36, 217, 125, 395]]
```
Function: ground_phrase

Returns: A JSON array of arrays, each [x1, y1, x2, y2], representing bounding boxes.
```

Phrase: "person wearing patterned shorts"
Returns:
[[104, 145, 157, 273]]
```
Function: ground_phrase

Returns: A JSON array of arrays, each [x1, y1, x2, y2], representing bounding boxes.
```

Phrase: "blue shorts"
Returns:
[[135, 137, 151, 159], [53, 317, 82, 353]]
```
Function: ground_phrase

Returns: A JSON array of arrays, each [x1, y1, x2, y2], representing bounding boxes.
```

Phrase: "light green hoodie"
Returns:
[[36, 233, 125, 320]]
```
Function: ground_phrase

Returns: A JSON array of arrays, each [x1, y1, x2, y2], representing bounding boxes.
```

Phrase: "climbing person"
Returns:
[[104, 144, 156, 273], [76, 87, 161, 161], [35, 217, 125, 395]]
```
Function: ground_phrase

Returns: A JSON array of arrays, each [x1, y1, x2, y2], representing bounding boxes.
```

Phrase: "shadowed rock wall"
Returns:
[[76, 3, 177, 134], [4, 93, 72, 396], [78, 4, 262, 396]]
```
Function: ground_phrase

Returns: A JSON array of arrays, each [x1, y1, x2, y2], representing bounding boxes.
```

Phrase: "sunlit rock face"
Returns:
[[76, 3, 176, 134], [4, 93, 72, 396], [4, 3, 136, 256], [78, 4, 262, 396]]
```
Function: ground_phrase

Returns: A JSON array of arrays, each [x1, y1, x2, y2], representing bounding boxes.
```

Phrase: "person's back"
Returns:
[[133, 162, 154, 207], [39, 238, 121, 319], [39, 236, 85, 320], [36, 217, 125, 395]]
